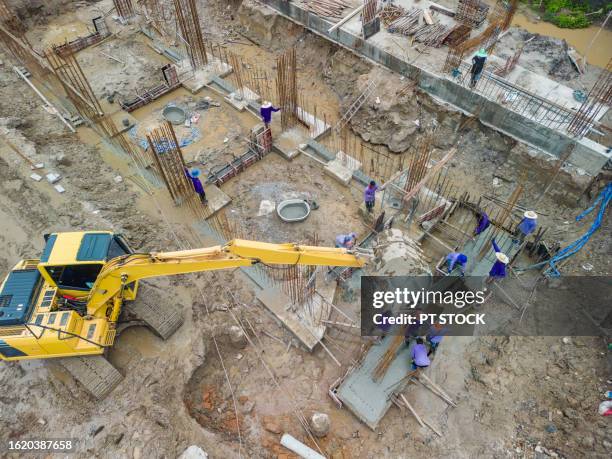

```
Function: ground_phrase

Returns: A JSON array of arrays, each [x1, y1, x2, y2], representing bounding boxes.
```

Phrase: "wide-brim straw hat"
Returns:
[[524, 210, 537, 219], [495, 252, 509, 264]]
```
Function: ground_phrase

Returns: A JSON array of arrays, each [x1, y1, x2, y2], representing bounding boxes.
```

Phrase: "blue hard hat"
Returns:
[[190, 168, 200, 178], [457, 254, 468, 264]]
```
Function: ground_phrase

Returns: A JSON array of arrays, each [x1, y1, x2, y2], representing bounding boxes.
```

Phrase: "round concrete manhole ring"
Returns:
[[277, 199, 311, 223], [162, 105, 187, 125]]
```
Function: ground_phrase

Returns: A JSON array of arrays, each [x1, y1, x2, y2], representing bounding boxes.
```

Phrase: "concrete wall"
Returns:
[[261, 0, 610, 176]]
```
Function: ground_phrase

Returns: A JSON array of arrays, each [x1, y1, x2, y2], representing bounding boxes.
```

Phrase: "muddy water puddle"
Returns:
[[108, 326, 163, 370]]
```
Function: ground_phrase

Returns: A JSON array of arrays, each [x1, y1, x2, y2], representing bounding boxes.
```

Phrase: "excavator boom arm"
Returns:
[[86, 239, 365, 315]]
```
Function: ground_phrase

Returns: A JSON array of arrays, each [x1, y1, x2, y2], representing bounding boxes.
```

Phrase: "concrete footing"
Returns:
[[324, 159, 353, 186], [205, 184, 231, 216], [180, 58, 233, 94]]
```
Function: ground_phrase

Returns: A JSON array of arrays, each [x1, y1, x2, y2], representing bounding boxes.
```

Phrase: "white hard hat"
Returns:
[[262, 101, 272, 108], [495, 252, 509, 264], [524, 210, 537, 219]]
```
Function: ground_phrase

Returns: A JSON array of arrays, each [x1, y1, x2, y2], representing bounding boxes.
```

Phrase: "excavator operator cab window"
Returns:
[[45, 264, 103, 291]]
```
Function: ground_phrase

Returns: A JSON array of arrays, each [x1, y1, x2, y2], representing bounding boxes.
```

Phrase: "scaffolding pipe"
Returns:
[[12, 66, 75, 132]]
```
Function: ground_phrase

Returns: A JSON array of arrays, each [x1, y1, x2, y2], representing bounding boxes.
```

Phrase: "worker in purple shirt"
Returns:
[[260, 101, 280, 127], [446, 252, 468, 275], [489, 238, 509, 279], [364, 180, 379, 213], [186, 168, 207, 205], [411, 337, 430, 369], [426, 323, 447, 355], [474, 210, 490, 236], [514, 210, 538, 243], [335, 232, 356, 249]]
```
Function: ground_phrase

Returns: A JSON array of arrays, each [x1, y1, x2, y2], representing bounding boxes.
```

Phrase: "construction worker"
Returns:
[[335, 232, 357, 249], [187, 168, 207, 205], [364, 180, 379, 213], [446, 251, 468, 275], [514, 210, 538, 244], [411, 337, 431, 370], [426, 323, 446, 356], [489, 238, 509, 279], [470, 48, 488, 89], [260, 101, 280, 128], [474, 210, 490, 236]]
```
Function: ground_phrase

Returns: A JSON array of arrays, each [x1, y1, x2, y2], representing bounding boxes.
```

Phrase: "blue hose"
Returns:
[[520, 183, 612, 276]]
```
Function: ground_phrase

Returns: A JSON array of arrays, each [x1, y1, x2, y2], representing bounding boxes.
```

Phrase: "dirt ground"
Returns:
[[0, 1, 610, 458]]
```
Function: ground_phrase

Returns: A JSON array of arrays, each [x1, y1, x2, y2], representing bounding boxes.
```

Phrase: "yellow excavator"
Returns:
[[0, 231, 365, 397]]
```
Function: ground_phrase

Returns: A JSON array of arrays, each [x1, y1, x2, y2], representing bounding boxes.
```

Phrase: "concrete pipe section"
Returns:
[[276, 199, 311, 222], [162, 105, 187, 125]]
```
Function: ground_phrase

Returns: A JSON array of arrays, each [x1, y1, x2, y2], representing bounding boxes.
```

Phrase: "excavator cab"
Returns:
[[36, 232, 133, 299]]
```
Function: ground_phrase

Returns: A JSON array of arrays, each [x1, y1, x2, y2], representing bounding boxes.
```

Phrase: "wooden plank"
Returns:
[[328, 5, 364, 32], [399, 394, 426, 428]]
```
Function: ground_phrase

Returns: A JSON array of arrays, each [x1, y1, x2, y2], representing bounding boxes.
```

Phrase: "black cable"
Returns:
[[257, 250, 304, 270]]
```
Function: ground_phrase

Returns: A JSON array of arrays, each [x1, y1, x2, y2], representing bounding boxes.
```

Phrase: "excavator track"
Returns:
[[58, 355, 123, 399], [127, 283, 184, 340]]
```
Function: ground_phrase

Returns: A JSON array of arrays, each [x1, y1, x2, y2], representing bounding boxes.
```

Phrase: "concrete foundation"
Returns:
[[179, 58, 233, 94], [256, 277, 336, 351], [225, 87, 261, 111], [260, 0, 610, 177], [324, 159, 353, 186], [335, 335, 414, 429], [204, 184, 231, 216]]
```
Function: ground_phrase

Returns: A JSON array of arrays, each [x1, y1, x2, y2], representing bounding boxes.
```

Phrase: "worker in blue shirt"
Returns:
[[260, 101, 280, 127], [474, 210, 490, 236], [446, 252, 468, 275], [514, 210, 538, 243], [489, 238, 509, 278], [335, 233, 356, 249]]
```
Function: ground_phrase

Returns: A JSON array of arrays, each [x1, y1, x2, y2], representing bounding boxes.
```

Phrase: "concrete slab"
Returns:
[[324, 159, 353, 186], [257, 287, 318, 350], [306, 139, 336, 162], [273, 126, 308, 160], [108, 110, 138, 133], [336, 150, 362, 173], [256, 287, 332, 351], [179, 57, 233, 94], [205, 184, 231, 216], [336, 335, 414, 429], [225, 87, 262, 111]]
